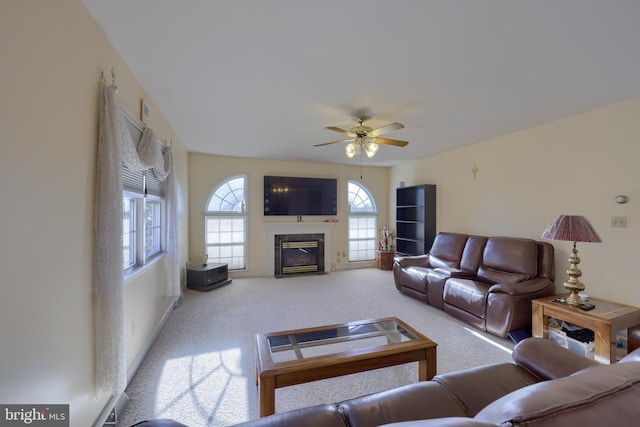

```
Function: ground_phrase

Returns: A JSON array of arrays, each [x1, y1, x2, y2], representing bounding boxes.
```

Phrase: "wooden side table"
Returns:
[[377, 250, 395, 270], [532, 294, 640, 364]]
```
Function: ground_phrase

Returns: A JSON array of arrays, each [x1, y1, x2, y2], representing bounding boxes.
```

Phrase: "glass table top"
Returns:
[[264, 318, 422, 363], [551, 296, 628, 316]]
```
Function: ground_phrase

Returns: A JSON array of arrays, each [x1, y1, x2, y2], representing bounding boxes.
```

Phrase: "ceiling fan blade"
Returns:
[[325, 126, 354, 137], [369, 122, 405, 137], [375, 137, 409, 147], [313, 138, 353, 147]]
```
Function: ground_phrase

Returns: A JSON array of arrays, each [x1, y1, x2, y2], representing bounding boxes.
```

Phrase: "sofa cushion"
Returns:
[[474, 362, 640, 426], [429, 255, 459, 269], [476, 266, 529, 285], [400, 266, 430, 293], [459, 235, 487, 272], [482, 237, 537, 278], [429, 232, 469, 268], [130, 421, 189, 427], [381, 419, 496, 427], [338, 381, 468, 427], [443, 279, 490, 318], [235, 404, 348, 427]]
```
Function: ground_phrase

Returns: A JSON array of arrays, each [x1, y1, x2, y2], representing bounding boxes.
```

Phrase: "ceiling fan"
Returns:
[[314, 117, 409, 159]]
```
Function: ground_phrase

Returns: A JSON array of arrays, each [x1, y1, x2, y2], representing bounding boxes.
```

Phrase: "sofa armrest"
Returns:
[[488, 278, 553, 296], [434, 363, 539, 416], [512, 338, 599, 380], [434, 267, 476, 279], [395, 254, 431, 268]]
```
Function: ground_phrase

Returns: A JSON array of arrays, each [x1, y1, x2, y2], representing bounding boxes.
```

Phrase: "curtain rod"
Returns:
[[100, 66, 118, 89]]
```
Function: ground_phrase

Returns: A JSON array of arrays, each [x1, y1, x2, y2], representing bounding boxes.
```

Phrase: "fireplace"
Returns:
[[275, 233, 324, 277], [263, 222, 336, 277]]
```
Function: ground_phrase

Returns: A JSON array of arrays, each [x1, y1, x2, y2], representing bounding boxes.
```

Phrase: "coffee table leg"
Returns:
[[419, 348, 437, 381], [259, 375, 276, 417], [418, 359, 427, 381]]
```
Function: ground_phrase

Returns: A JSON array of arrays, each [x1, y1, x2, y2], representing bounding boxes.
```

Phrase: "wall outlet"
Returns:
[[611, 216, 627, 228]]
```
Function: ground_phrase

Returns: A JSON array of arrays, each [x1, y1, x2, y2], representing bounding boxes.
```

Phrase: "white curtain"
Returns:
[[94, 80, 178, 394], [94, 81, 126, 394], [165, 152, 180, 296]]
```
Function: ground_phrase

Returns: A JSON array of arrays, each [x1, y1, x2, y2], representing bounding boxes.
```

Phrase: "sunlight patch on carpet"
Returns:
[[464, 327, 513, 354], [155, 348, 249, 425]]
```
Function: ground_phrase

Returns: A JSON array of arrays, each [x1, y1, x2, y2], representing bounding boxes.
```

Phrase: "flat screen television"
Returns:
[[264, 176, 337, 216]]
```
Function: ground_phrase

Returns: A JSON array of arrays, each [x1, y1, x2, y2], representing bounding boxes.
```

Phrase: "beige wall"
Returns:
[[188, 155, 389, 275], [0, 1, 189, 426], [391, 98, 640, 306]]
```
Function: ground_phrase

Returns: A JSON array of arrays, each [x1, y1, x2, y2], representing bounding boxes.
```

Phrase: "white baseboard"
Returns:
[[92, 392, 129, 427], [127, 296, 178, 383]]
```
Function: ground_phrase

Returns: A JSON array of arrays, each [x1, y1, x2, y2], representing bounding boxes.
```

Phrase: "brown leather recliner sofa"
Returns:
[[393, 232, 555, 338], [236, 338, 640, 427]]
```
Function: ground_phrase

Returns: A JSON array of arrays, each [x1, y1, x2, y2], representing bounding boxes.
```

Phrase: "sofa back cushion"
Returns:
[[459, 235, 487, 272], [476, 237, 537, 284], [429, 233, 469, 269], [536, 241, 555, 281], [474, 362, 640, 426]]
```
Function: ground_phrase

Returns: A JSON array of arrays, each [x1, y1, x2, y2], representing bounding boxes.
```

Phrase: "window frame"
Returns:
[[204, 174, 248, 271], [123, 195, 137, 270], [121, 107, 167, 277], [347, 180, 378, 262]]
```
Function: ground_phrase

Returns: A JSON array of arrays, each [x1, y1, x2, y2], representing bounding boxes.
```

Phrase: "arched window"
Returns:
[[204, 175, 247, 270], [347, 180, 377, 262]]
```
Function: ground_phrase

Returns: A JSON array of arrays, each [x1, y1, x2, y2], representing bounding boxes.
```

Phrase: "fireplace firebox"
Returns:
[[275, 233, 325, 277]]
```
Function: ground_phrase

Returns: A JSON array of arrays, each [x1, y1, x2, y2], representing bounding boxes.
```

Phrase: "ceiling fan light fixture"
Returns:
[[318, 116, 409, 161], [365, 141, 379, 158], [345, 142, 357, 158]]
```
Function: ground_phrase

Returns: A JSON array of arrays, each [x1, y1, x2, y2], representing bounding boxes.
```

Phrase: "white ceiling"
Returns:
[[83, 0, 640, 166]]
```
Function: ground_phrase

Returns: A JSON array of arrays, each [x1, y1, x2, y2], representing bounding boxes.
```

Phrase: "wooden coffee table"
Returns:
[[255, 317, 437, 416]]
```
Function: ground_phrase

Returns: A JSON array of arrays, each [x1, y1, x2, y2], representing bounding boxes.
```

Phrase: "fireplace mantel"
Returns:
[[264, 222, 337, 276]]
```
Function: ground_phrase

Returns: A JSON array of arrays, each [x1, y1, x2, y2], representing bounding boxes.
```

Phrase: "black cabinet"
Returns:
[[396, 184, 436, 256], [187, 263, 231, 291]]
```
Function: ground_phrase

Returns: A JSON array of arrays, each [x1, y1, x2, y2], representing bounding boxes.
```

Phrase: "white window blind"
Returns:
[[122, 112, 165, 197]]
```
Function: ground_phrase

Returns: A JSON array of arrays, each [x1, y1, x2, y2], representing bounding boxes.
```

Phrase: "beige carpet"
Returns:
[[116, 268, 514, 427]]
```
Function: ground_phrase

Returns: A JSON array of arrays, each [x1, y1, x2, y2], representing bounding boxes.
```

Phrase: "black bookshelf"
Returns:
[[395, 184, 436, 256]]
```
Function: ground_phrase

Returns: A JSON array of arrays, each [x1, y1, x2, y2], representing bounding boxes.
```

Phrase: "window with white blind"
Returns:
[[347, 180, 378, 262], [122, 109, 165, 273], [205, 175, 247, 270]]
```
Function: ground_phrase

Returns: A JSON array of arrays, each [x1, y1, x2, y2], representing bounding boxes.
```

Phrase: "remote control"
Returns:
[[579, 303, 595, 311]]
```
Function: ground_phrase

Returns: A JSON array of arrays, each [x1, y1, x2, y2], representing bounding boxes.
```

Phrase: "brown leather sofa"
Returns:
[[236, 338, 640, 426], [393, 232, 555, 337]]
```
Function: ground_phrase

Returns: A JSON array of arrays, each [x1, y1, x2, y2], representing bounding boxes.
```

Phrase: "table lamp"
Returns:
[[541, 215, 601, 307]]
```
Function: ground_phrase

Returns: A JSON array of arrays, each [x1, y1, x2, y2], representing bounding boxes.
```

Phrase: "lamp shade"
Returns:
[[541, 215, 601, 243]]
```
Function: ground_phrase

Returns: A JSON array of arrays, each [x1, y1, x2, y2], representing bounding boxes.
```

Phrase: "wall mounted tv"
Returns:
[[264, 176, 337, 216]]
